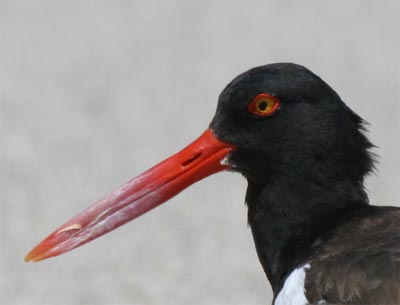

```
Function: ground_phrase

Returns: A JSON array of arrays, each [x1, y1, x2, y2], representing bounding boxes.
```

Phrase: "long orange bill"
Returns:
[[25, 129, 235, 262]]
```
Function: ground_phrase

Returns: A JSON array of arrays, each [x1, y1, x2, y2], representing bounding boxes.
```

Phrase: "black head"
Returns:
[[210, 63, 374, 188], [210, 63, 376, 292]]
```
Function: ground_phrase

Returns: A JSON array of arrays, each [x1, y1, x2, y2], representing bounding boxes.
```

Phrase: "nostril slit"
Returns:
[[182, 153, 202, 167]]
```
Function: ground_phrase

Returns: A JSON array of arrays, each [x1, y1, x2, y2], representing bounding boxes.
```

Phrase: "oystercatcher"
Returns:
[[26, 63, 400, 305]]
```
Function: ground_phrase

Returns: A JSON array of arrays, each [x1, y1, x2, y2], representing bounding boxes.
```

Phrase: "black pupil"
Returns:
[[258, 100, 269, 111]]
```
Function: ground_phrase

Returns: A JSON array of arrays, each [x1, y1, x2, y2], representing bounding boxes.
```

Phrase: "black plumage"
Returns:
[[305, 207, 400, 304], [210, 63, 400, 304]]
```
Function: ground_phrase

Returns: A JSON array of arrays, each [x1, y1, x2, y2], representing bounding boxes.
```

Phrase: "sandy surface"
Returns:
[[1, 1, 399, 304]]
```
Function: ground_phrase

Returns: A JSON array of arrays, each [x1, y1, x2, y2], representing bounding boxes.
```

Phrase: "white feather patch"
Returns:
[[275, 264, 310, 305]]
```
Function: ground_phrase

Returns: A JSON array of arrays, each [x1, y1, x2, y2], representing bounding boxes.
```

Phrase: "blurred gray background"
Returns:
[[1, 1, 399, 305]]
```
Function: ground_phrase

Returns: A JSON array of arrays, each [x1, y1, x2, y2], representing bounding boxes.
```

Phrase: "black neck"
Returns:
[[246, 177, 369, 295]]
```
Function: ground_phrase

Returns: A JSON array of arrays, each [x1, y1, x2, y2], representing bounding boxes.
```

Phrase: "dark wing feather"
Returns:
[[304, 207, 400, 305]]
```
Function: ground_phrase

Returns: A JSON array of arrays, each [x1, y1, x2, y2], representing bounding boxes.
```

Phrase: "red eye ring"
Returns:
[[248, 93, 280, 117]]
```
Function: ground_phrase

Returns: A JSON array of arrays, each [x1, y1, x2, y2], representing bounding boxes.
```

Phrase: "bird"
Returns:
[[25, 63, 400, 305]]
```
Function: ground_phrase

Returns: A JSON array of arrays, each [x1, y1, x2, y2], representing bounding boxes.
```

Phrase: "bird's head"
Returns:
[[25, 63, 374, 262], [211, 63, 373, 185]]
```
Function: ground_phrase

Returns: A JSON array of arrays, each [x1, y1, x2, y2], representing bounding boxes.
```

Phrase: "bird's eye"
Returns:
[[248, 93, 280, 117]]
